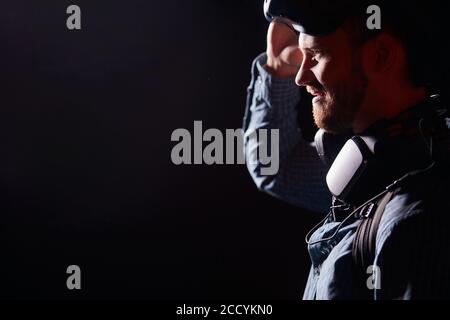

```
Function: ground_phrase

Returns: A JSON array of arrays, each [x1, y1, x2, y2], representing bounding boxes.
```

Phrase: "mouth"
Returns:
[[307, 86, 325, 103], [306, 86, 325, 97]]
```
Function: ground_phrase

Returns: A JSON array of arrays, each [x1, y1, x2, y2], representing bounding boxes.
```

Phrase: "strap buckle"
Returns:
[[358, 202, 377, 219]]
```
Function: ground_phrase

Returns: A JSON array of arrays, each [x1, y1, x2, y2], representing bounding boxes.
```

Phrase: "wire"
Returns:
[[305, 160, 436, 246], [305, 189, 389, 246], [419, 118, 433, 157]]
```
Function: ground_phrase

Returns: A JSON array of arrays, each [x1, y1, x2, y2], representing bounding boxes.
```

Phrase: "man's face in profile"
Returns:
[[295, 28, 368, 133]]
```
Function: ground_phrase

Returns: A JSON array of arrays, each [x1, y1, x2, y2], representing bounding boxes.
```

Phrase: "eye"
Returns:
[[311, 50, 323, 60]]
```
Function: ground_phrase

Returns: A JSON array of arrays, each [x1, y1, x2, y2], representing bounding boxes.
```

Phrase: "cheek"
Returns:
[[314, 57, 354, 88], [311, 60, 332, 86]]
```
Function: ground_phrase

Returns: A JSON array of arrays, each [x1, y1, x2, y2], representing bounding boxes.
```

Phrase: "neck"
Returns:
[[352, 86, 427, 134]]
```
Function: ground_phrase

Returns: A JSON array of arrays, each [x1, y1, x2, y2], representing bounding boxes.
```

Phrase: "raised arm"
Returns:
[[243, 22, 331, 214]]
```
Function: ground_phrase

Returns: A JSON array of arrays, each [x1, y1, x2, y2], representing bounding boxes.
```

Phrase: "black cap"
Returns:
[[263, 0, 367, 36]]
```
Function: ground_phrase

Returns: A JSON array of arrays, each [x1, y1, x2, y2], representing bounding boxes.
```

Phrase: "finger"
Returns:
[[279, 45, 303, 67], [270, 20, 298, 42], [268, 21, 299, 57]]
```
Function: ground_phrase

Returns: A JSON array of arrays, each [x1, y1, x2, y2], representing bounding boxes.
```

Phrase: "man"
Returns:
[[244, 0, 450, 299]]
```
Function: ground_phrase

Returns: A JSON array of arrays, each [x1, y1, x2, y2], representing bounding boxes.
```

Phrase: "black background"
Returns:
[[0, 0, 319, 300]]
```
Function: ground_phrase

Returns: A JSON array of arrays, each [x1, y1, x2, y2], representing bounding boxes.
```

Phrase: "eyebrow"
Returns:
[[299, 35, 328, 53], [303, 46, 325, 53]]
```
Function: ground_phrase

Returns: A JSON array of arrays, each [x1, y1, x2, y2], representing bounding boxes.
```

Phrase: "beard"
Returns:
[[311, 59, 368, 134]]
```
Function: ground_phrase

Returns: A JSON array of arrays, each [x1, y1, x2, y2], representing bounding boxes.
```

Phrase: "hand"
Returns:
[[265, 21, 303, 78]]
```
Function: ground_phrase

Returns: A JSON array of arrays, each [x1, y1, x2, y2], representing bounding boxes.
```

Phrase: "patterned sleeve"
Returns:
[[243, 53, 331, 214]]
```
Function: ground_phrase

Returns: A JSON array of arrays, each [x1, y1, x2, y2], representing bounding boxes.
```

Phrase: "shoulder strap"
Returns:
[[352, 191, 395, 274]]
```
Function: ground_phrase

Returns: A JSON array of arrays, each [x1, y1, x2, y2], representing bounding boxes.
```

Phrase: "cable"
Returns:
[[305, 161, 436, 246], [305, 189, 389, 246]]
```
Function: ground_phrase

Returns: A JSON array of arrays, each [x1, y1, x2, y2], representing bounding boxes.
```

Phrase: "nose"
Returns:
[[295, 59, 315, 87]]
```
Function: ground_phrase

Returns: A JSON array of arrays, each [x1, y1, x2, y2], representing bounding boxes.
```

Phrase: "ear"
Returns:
[[372, 33, 402, 73]]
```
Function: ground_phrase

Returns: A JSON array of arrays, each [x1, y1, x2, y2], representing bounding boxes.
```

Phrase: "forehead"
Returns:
[[299, 29, 350, 51]]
